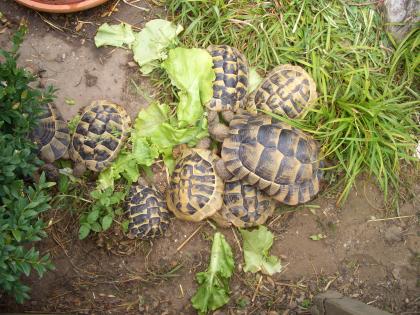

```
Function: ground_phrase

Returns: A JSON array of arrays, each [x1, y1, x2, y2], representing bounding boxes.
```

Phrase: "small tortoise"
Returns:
[[215, 112, 323, 205], [31, 102, 70, 163], [211, 178, 276, 228], [166, 148, 224, 222], [247, 64, 317, 118], [206, 45, 249, 142], [69, 100, 130, 177], [127, 180, 171, 240]]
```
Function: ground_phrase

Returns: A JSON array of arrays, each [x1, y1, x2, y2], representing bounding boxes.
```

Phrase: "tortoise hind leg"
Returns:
[[207, 110, 230, 142]]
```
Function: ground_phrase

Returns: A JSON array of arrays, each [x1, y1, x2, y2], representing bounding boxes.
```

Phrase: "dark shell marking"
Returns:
[[31, 103, 70, 163], [222, 113, 323, 205], [166, 149, 224, 222], [217, 179, 275, 228], [127, 184, 171, 240], [69, 100, 130, 172], [207, 45, 249, 112], [248, 65, 317, 118]]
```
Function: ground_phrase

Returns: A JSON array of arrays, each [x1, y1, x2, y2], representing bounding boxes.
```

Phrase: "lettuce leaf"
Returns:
[[94, 23, 135, 48], [240, 226, 282, 275], [97, 102, 208, 190], [132, 19, 183, 74], [191, 232, 234, 314], [162, 48, 215, 127], [248, 67, 263, 93]]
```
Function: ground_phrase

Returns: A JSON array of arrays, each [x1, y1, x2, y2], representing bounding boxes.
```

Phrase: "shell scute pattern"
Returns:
[[213, 179, 275, 228], [207, 45, 249, 112], [222, 113, 323, 205], [70, 100, 130, 172], [31, 103, 70, 163], [166, 149, 223, 222], [248, 64, 317, 118], [127, 184, 171, 240]]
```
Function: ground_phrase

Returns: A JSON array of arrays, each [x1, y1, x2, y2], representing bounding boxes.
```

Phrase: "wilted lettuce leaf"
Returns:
[[248, 67, 263, 93], [94, 23, 135, 48], [240, 226, 282, 275], [132, 19, 183, 74], [191, 232, 234, 314], [162, 48, 215, 127]]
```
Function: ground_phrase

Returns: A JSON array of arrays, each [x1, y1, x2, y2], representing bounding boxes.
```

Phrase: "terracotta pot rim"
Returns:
[[14, 0, 109, 13]]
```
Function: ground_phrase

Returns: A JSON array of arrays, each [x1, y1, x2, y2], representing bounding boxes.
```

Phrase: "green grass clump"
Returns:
[[167, 0, 419, 205]]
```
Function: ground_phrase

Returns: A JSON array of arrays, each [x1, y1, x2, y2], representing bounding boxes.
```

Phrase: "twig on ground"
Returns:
[[251, 274, 263, 303], [231, 227, 242, 253], [176, 224, 204, 252], [367, 215, 415, 222], [123, 0, 150, 11]]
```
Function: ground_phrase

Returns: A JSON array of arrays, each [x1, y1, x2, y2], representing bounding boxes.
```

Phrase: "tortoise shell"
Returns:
[[221, 113, 323, 205], [212, 179, 275, 228], [69, 100, 130, 172], [166, 149, 224, 222], [206, 45, 249, 112], [248, 64, 317, 118], [127, 184, 171, 240], [31, 103, 70, 163]]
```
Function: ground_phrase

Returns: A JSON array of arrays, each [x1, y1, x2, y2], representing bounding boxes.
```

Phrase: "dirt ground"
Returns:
[[0, 2, 419, 314]]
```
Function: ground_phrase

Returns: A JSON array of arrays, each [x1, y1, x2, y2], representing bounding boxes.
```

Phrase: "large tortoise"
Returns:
[[127, 180, 171, 240], [211, 178, 276, 228], [69, 100, 130, 177], [206, 45, 249, 142], [215, 112, 323, 205], [166, 148, 224, 222], [31, 102, 70, 163], [247, 64, 317, 118]]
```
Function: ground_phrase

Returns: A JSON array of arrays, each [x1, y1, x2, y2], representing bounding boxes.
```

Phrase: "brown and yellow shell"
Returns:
[[206, 45, 249, 112], [247, 64, 317, 118], [127, 184, 171, 240], [166, 149, 224, 222], [69, 100, 130, 172], [212, 179, 275, 228], [221, 113, 323, 205], [31, 103, 70, 163]]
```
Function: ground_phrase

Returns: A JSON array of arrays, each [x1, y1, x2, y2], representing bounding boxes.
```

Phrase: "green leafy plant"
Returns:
[[191, 232, 234, 314], [78, 188, 127, 240], [168, 0, 419, 206], [240, 226, 282, 275], [0, 26, 55, 303]]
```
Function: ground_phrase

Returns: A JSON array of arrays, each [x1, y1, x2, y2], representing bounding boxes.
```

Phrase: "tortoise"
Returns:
[[247, 64, 317, 118], [206, 45, 249, 142], [69, 100, 130, 177], [214, 112, 323, 205], [31, 102, 70, 163], [166, 147, 224, 222], [127, 179, 171, 240], [211, 178, 276, 228]]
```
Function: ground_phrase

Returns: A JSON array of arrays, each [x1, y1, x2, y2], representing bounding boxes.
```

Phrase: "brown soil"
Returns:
[[0, 2, 419, 314]]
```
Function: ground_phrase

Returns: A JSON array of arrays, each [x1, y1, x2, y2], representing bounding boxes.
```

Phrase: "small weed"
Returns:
[[236, 297, 249, 309], [300, 298, 311, 309]]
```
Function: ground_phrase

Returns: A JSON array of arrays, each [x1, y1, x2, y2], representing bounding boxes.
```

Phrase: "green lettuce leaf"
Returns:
[[191, 232, 234, 314], [94, 23, 135, 48], [248, 67, 263, 93], [132, 19, 183, 74], [162, 47, 215, 127], [240, 226, 282, 275]]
